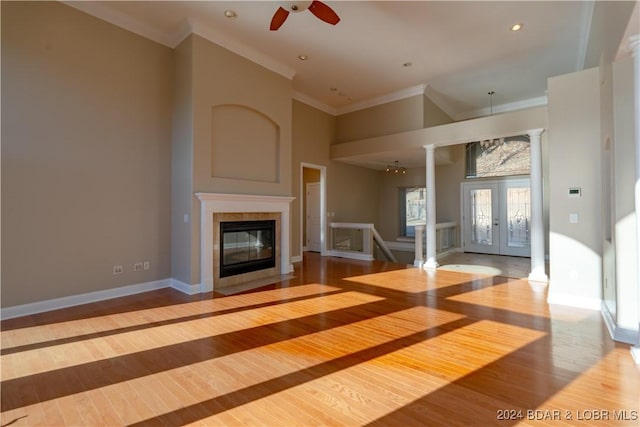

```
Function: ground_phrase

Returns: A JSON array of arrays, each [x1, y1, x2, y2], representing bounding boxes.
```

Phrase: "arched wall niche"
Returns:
[[211, 104, 280, 183]]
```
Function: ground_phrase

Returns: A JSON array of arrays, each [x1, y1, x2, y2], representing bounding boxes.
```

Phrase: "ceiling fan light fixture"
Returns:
[[298, 54, 308, 60]]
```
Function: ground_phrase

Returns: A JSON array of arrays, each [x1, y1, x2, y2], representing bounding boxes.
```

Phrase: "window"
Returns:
[[400, 187, 425, 237], [465, 135, 530, 178]]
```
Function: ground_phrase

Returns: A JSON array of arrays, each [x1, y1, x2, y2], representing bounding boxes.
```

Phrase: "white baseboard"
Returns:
[[601, 302, 640, 345], [547, 291, 601, 311], [436, 247, 462, 259], [326, 250, 374, 261], [291, 255, 303, 263], [1, 279, 172, 320], [169, 279, 201, 295]]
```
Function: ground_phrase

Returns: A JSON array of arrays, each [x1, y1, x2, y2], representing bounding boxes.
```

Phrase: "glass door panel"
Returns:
[[463, 184, 499, 254], [500, 182, 531, 256], [471, 189, 493, 246]]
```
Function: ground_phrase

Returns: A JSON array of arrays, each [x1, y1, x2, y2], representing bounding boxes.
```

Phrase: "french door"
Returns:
[[461, 179, 531, 257]]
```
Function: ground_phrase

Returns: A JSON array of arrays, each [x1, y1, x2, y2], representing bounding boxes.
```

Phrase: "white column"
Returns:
[[414, 224, 425, 267], [424, 144, 439, 270], [629, 35, 640, 364], [527, 128, 548, 283]]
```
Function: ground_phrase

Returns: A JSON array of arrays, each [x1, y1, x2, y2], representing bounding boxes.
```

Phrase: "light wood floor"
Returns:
[[1, 253, 638, 426]]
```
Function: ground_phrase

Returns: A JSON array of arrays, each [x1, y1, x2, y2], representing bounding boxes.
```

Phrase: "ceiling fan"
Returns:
[[270, 1, 341, 31]]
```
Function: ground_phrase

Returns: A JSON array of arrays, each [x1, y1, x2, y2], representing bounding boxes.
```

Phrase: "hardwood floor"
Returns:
[[1, 253, 638, 426]]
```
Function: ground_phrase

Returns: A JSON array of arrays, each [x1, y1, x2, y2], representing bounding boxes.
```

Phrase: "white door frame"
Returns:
[[300, 163, 327, 256], [461, 177, 531, 257]]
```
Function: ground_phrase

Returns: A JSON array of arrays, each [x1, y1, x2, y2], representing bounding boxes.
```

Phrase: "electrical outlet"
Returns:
[[143, 261, 150, 271], [133, 262, 143, 272], [113, 265, 124, 275]]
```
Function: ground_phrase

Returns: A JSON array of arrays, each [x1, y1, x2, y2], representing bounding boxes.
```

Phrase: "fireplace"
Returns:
[[220, 220, 276, 278], [196, 192, 294, 293]]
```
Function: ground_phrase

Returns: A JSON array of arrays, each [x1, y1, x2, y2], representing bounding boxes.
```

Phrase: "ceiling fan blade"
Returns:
[[308, 1, 340, 25], [270, 7, 290, 31]]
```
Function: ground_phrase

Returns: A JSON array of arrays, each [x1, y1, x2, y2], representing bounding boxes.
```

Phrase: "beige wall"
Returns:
[[292, 100, 379, 258], [176, 34, 293, 285], [171, 36, 194, 285], [1, 1, 173, 306], [423, 95, 454, 127], [335, 95, 425, 143], [291, 100, 334, 258], [548, 67, 603, 307]]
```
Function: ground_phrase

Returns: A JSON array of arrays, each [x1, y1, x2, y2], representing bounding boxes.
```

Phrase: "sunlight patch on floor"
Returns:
[[0, 283, 342, 349], [1, 290, 382, 381]]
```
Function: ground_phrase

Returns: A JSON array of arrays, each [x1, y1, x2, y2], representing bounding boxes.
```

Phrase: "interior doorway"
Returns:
[[300, 163, 327, 255], [461, 178, 531, 257], [306, 182, 321, 252]]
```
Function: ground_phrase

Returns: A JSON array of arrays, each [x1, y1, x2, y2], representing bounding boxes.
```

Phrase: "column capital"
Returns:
[[422, 144, 436, 152], [527, 128, 545, 138]]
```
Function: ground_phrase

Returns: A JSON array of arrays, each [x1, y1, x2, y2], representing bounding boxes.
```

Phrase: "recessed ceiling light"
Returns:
[[402, 62, 413, 67], [510, 23, 523, 31], [298, 54, 308, 61], [224, 10, 237, 19]]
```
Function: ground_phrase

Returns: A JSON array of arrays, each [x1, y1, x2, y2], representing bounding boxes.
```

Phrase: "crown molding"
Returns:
[[454, 96, 548, 121], [423, 85, 458, 121], [575, 1, 595, 71], [62, 2, 296, 81], [335, 84, 427, 115], [62, 1, 176, 47], [292, 92, 337, 116], [188, 20, 296, 80]]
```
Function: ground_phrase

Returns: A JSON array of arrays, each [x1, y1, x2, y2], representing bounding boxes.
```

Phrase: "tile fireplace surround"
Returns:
[[195, 193, 295, 293]]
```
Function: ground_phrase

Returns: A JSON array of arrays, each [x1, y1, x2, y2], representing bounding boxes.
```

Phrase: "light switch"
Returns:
[[569, 213, 578, 224], [184, 213, 190, 223]]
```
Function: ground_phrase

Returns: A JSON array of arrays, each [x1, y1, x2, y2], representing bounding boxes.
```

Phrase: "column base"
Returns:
[[528, 271, 549, 284], [423, 259, 439, 271], [413, 259, 424, 268]]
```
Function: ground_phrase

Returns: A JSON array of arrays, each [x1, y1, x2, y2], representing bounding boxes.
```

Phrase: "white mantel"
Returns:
[[195, 193, 295, 293]]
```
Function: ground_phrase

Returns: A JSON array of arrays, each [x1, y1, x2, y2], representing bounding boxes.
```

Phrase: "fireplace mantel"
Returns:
[[195, 193, 295, 292]]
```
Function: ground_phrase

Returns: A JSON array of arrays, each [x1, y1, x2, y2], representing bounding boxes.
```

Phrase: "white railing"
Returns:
[[328, 223, 397, 262], [328, 222, 455, 264], [414, 222, 457, 267]]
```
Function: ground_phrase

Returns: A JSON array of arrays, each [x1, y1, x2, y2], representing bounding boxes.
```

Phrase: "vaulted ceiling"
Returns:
[[66, 1, 638, 120]]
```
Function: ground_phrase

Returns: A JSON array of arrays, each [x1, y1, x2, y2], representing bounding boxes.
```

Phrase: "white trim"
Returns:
[[291, 255, 303, 263], [547, 291, 602, 311], [384, 241, 414, 251], [62, 1, 176, 47], [575, 0, 595, 71], [170, 279, 201, 295], [436, 247, 463, 259], [62, 3, 296, 81], [188, 21, 296, 80], [336, 84, 427, 116], [300, 163, 328, 257], [602, 303, 640, 345], [1, 279, 171, 320], [423, 85, 458, 120], [326, 251, 374, 262], [293, 92, 337, 116], [454, 96, 548, 121]]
